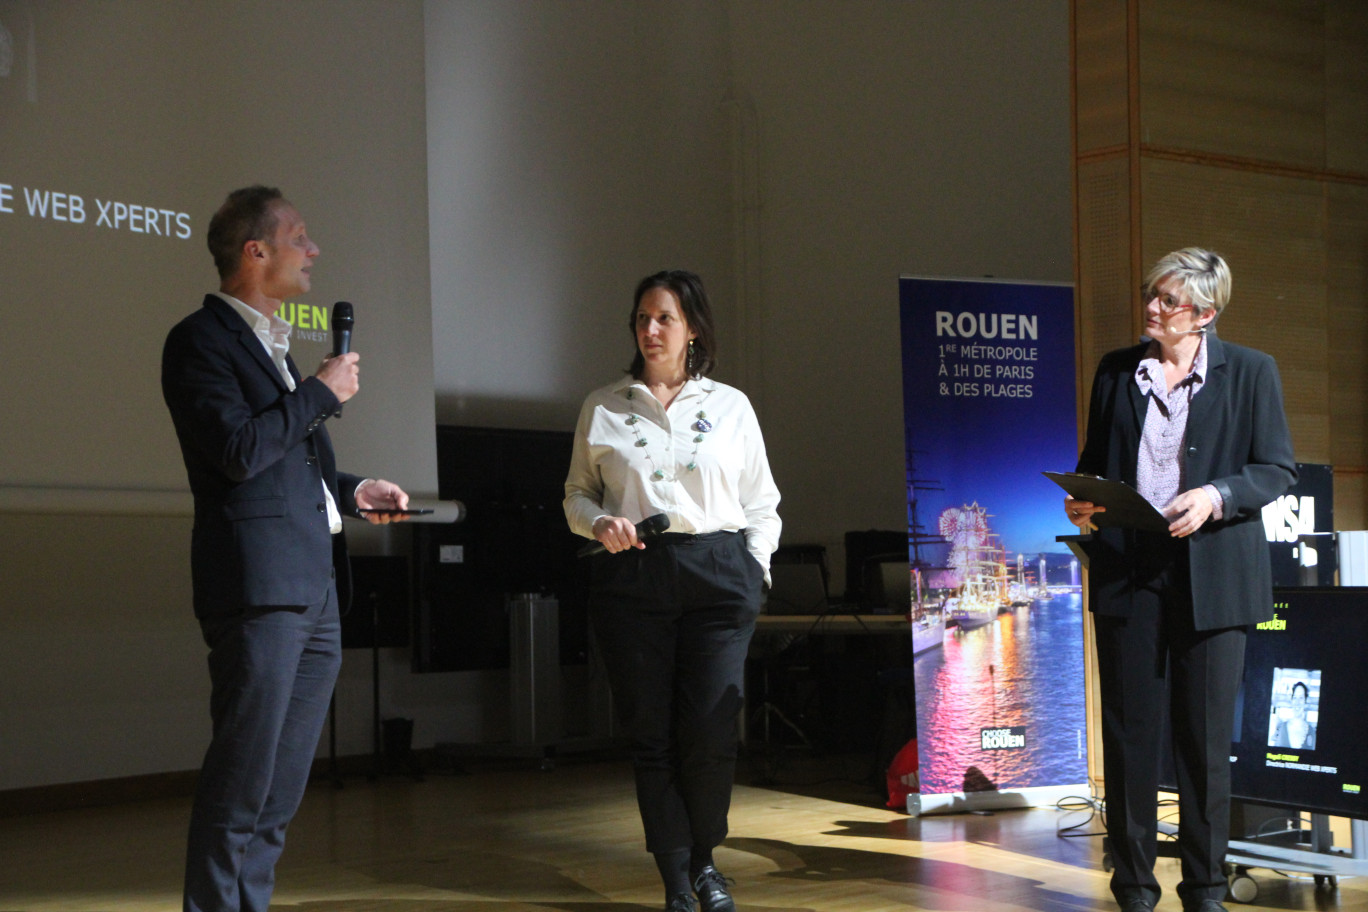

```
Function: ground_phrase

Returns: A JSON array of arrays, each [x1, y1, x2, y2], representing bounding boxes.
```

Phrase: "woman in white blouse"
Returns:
[[564, 270, 781, 912]]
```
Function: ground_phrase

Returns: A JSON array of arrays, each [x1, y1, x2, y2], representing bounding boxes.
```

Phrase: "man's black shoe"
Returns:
[[666, 892, 698, 912], [692, 865, 735, 912]]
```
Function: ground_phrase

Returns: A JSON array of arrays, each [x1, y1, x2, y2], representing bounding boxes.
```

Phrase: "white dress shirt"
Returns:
[[564, 375, 782, 573], [215, 292, 344, 534]]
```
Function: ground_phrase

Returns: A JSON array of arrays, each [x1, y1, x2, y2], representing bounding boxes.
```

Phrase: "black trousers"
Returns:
[[589, 531, 764, 854], [1094, 542, 1246, 909]]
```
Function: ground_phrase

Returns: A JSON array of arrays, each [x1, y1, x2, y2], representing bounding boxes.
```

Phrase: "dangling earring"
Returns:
[[687, 339, 695, 374]]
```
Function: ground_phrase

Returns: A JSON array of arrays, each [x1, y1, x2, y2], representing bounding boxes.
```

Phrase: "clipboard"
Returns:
[[1042, 471, 1171, 533]]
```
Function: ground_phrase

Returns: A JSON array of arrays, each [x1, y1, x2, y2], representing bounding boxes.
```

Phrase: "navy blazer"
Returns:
[[1077, 332, 1296, 630], [163, 294, 363, 617]]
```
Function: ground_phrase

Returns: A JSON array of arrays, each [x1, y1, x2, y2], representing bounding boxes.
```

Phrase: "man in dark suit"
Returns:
[[162, 185, 412, 912], [1066, 249, 1296, 912]]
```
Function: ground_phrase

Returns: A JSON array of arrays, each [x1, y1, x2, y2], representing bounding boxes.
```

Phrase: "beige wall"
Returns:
[[1, 0, 1074, 792], [723, 0, 1073, 560], [426, 0, 1074, 573], [420, 0, 1072, 764]]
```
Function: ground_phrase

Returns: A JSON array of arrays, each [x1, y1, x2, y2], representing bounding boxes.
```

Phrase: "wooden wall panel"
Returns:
[[1141, 159, 1331, 462], [1328, 183, 1368, 486], [1326, 3, 1368, 173], [1077, 157, 1136, 404], [1336, 471, 1366, 531], [1074, 0, 1368, 516], [1075, 0, 1130, 154], [1075, 0, 1368, 784], [1140, 0, 1326, 167]]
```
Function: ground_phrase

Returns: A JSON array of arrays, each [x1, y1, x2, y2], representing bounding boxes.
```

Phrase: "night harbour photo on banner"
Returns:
[[899, 275, 1089, 814]]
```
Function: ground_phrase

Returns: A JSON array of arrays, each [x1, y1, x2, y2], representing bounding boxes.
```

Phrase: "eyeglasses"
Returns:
[[1139, 286, 1192, 315]]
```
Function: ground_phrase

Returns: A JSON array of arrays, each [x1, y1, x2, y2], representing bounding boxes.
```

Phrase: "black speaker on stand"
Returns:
[[342, 555, 420, 780]]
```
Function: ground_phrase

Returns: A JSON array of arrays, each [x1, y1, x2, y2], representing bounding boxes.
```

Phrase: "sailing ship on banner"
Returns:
[[938, 502, 1010, 631]]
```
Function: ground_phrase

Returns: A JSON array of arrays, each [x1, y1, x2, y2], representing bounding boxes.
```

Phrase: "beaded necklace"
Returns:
[[626, 386, 714, 481]]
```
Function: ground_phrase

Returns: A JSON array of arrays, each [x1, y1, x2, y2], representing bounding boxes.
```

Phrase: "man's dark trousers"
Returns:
[[183, 584, 342, 912]]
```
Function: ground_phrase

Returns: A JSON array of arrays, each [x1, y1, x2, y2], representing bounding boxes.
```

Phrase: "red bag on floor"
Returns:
[[885, 737, 920, 810]]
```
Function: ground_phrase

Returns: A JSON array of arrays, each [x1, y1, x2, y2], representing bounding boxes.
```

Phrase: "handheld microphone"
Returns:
[[331, 301, 354, 417], [577, 513, 670, 557], [332, 301, 354, 356]]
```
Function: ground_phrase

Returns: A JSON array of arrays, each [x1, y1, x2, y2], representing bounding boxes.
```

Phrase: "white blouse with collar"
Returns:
[[564, 375, 781, 573]]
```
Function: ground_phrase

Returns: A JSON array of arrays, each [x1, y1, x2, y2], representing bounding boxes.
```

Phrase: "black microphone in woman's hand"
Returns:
[[577, 513, 671, 557]]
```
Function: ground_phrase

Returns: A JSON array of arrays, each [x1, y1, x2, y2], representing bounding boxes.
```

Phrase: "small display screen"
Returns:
[[1228, 587, 1368, 818]]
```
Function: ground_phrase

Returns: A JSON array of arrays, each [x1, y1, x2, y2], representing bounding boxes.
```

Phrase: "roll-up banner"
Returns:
[[898, 276, 1087, 814]]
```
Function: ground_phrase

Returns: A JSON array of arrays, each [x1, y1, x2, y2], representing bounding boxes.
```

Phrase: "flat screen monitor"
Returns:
[[1227, 586, 1368, 819], [412, 425, 589, 673]]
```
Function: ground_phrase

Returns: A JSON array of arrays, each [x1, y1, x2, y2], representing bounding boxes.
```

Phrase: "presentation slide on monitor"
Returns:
[[1230, 588, 1368, 818]]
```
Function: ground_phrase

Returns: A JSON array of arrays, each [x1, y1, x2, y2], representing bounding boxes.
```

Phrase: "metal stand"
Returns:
[[743, 632, 815, 784], [434, 593, 622, 770], [369, 621, 423, 782], [1223, 815, 1368, 903], [1102, 813, 1368, 903], [748, 658, 812, 747], [326, 694, 344, 788]]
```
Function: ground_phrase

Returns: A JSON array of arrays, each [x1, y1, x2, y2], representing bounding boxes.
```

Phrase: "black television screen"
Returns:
[[411, 425, 591, 673], [1228, 587, 1368, 819]]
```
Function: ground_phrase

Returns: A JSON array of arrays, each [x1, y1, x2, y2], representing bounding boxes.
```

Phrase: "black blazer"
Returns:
[[1077, 332, 1296, 629], [163, 294, 363, 617]]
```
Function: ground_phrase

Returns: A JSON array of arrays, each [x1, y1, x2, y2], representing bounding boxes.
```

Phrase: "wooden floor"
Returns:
[[1, 754, 1365, 912]]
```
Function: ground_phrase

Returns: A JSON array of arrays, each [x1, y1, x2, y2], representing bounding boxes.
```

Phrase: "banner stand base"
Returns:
[[910, 782, 1088, 816]]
